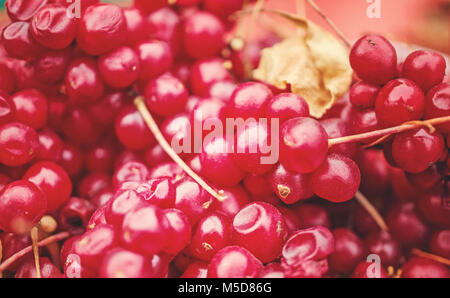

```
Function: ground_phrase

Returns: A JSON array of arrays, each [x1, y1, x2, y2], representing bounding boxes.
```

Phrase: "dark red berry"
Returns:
[[402, 50, 446, 92]]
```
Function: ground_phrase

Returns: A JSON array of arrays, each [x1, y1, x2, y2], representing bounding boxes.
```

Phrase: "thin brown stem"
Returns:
[[134, 97, 226, 202], [411, 248, 450, 266], [304, 0, 352, 48], [0, 232, 70, 274], [30, 227, 41, 278], [354, 191, 389, 232], [329, 116, 450, 148]]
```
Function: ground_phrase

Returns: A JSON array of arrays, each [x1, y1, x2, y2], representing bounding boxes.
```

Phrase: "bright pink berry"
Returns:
[[207, 246, 263, 278], [148, 7, 182, 55], [270, 163, 313, 204], [98, 46, 140, 88], [115, 105, 155, 150], [112, 161, 150, 188], [163, 208, 192, 255], [350, 34, 397, 85], [0, 122, 40, 167], [99, 248, 156, 278], [174, 178, 214, 224], [135, 40, 174, 82], [402, 50, 446, 92], [1, 21, 44, 60], [123, 8, 147, 46], [280, 117, 329, 174], [11, 89, 47, 130], [190, 58, 231, 96], [228, 82, 273, 119], [311, 154, 361, 203]]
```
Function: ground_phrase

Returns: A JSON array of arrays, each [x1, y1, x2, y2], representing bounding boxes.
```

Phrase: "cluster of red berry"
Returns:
[[0, 0, 448, 278]]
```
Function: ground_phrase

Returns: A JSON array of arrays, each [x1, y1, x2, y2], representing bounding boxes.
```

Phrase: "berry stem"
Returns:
[[134, 97, 226, 202], [304, 0, 352, 48], [0, 232, 70, 274], [39, 215, 58, 234], [329, 116, 450, 148], [354, 191, 389, 232], [30, 227, 41, 278], [411, 248, 450, 266]]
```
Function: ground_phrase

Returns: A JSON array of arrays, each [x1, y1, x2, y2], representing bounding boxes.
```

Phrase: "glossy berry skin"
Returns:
[[386, 202, 429, 247], [34, 48, 72, 84], [1, 21, 44, 60], [65, 58, 105, 105], [243, 173, 273, 198], [266, 93, 310, 125], [30, 4, 77, 50], [98, 46, 140, 88], [190, 58, 231, 97], [182, 11, 225, 60], [0, 91, 14, 126], [417, 193, 450, 228], [115, 105, 155, 150], [5, 0, 48, 21], [135, 40, 174, 82], [350, 108, 380, 142], [392, 128, 445, 173], [88, 91, 128, 127], [232, 202, 287, 263], [181, 261, 209, 278], [188, 211, 232, 261], [424, 83, 450, 133], [212, 186, 251, 218], [328, 228, 364, 274], [148, 7, 181, 55], [77, 3, 127, 55], [163, 208, 192, 255], [15, 257, 63, 278], [349, 34, 397, 85], [11, 89, 48, 130], [207, 80, 237, 102], [375, 78, 425, 127], [121, 205, 170, 255], [77, 172, 110, 199], [282, 226, 334, 267], [74, 224, 118, 270], [106, 190, 146, 228], [64, 253, 96, 278], [280, 117, 329, 174], [207, 246, 263, 278], [270, 163, 313, 204], [23, 161, 72, 212], [233, 121, 275, 175], [200, 136, 245, 187], [357, 149, 391, 195], [122, 177, 175, 208], [189, 98, 226, 141], [402, 50, 446, 92], [0, 180, 46, 235], [401, 257, 449, 278], [429, 230, 450, 259], [58, 197, 96, 235], [294, 204, 331, 229], [0, 122, 39, 166], [112, 161, 150, 188], [228, 82, 273, 119], [145, 73, 188, 117], [312, 154, 361, 203], [59, 143, 83, 177], [85, 142, 115, 173], [405, 165, 443, 191], [349, 81, 380, 109], [364, 231, 402, 267], [123, 8, 147, 46], [99, 248, 155, 278], [174, 179, 214, 225]]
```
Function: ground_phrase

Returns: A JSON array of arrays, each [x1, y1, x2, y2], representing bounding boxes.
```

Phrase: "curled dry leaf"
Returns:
[[253, 10, 352, 118]]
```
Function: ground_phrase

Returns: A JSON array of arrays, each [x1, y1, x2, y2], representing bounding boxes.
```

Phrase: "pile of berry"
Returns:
[[0, 0, 449, 278]]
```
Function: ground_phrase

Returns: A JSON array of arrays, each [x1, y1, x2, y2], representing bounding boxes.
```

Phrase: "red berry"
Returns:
[[148, 7, 182, 55], [228, 82, 273, 119], [190, 58, 231, 97], [0, 122, 40, 166], [0, 63, 16, 94], [424, 83, 450, 133], [200, 136, 245, 187], [203, 0, 244, 20], [429, 230, 450, 259], [163, 208, 192, 255], [0, 91, 15, 126], [349, 34, 397, 85], [15, 257, 63, 278], [77, 3, 127, 55], [145, 73, 188, 117], [270, 163, 313, 204], [98, 46, 140, 88], [59, 143, 83, 177], [23, 161, 72, 212], [375, 78, 425, 127], [392, 128, 444, 173], [58, 197, 96, 235], [34, 48, 72, 84], [328, 228, 364, 274], [112, 161, 150, 188], [182, 11, 225, 60], [30, 4, 77, 49], [243, 173, 274, 198], [266, 93, 310, 125], [417, 193, 450, 228], [0, 180, 47, 234], [105, 190, 146, 228], [293, 204, 330, 229], [311, 154, 361, 203], [207, 80, 237, 102], [207, 246, 263, 278], [351, 261, 389, 278], [232, 202, 287, 263], [121, 205, 170, 255], [180, 261, 208, 278], [1, 21, 44, 60], [123, 8, 147, 46], [5, 0, 48, 21], [212, 185, 251, 217], [11, 89, 48, 130], [99, 248, 156, 278], [321, 118, 357, 158], [280, 117, 329, 174], [133, 0, 166, 14], [77, 172, 110, 199], [402, 50, 446, 92], [135, 40, 174, 82], [349, 81, 380, 109], [364, 231, 402, 267], [115, 105, 155, 150], [401, 257, 449, 278], [62, 107, 103, 145], [65, 58, 105, 105]]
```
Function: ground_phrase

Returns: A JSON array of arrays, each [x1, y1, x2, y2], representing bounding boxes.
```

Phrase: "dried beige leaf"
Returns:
[[253, 12, 352, 118]]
